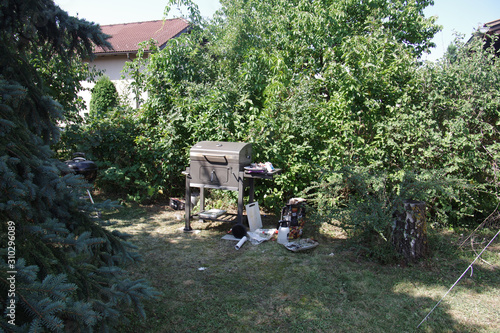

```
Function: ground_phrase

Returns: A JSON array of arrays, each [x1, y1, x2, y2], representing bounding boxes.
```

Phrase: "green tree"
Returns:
[[444, 42, 459, 63], [89, 76, 119, 117], [310, 34, 500, 254], [118, 0, 439, 207], [67, 0, 499, 256], [0, 0, 158, 331]]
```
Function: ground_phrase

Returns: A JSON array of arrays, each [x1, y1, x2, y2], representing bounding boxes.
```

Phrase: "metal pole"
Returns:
[[184, 168, 192, 231], [237, 171, 244, 225], [199, 185, 205, 213], [249, 178, 255, 203]]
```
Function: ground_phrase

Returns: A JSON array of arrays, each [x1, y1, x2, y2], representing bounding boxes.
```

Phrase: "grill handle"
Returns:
[[203, 154, 228, 165]]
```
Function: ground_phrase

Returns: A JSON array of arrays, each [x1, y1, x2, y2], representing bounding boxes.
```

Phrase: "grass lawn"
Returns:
[[101, 201, 500, 333]]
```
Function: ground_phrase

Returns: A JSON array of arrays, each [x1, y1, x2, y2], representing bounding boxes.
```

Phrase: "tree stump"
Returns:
[[392, 200, 428, 261]]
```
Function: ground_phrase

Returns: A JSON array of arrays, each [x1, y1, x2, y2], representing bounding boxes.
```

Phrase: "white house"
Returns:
[[80, 18, 190, 116]]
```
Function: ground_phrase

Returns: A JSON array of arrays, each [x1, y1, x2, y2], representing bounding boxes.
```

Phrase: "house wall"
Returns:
[[80, 54, 147, 117]]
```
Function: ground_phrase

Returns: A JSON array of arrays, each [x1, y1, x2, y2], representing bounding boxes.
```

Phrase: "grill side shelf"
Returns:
[[244, 168, 282, 179], [191, 212, 238, 223]]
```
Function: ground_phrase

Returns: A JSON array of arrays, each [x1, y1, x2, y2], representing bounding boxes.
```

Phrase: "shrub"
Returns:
[[306, 166, 474, 261], [89, 76, 119, 117], [58, 106, 188, 202], [61, 1, 499, 231]]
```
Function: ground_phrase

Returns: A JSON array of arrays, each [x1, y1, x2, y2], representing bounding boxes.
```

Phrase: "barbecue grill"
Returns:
[[189, 141, 252, 190], [183, 141, 281, 231], [65, 153, 98, 183], [64, 153, 99, 215]]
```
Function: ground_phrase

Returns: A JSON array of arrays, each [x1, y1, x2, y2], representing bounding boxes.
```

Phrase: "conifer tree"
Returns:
[[0, 1, 158, 331], [89, 76, 119, 117]]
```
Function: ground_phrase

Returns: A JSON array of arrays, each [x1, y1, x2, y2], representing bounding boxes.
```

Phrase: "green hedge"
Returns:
[[60, 1, 499, 230]]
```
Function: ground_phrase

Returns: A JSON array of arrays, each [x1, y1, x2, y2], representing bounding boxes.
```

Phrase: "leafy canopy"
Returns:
[[64, 0, 497, 236]]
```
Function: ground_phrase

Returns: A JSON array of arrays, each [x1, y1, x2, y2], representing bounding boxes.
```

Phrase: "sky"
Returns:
[[423, 0, 500, 61], [54, 0, 222, 23], [55, 0, 500, 62]]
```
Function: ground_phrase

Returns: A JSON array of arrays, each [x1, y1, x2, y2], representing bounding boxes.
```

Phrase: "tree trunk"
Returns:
[[392, 200, 428, 261]]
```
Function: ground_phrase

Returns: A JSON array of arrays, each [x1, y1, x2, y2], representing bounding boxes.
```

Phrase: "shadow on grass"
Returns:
[[101, 203, 499, 333]]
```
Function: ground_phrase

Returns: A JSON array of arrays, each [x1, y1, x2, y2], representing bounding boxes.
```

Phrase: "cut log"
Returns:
[[392, 200, 428, 261]]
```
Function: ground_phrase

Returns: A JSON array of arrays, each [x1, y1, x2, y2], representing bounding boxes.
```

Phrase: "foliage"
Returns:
[[89, 76, 119, 117], [63, 0, 498, 240], [0, 0, 158, 331], [307, 166, 472, 260], [307, 35, 500, 256], [375, 35, 500, 225], [58, 106, 188, 202], [31, 51, 97, 124], [100, 0, 438, 209]]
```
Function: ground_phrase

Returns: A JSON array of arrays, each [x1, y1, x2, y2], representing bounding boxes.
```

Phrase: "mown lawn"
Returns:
[[103, 202, 500, 333]]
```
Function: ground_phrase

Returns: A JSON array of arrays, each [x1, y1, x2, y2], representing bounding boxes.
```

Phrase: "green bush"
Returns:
[[61, 0, 499, 232], [306, 166, 474, 260], [305, 36, 500, 257], [89, 76, 119, 117], [58, 106, 189, 202]]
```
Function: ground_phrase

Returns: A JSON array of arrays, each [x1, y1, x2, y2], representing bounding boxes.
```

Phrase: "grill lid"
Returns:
[[190, 141, 252, 166], [188, 141, 252, 189], [191, 141, 251, 157], [65, 154, 98, 183]]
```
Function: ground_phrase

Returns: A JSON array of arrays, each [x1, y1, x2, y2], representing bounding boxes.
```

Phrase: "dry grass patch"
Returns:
[[99, 202, 500, 333]]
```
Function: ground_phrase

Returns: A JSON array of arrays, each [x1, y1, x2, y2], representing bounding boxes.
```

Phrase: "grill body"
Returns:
[[189, 141, 252, 190], [65, 156, 98, 183], [183, 141, 280, 231]]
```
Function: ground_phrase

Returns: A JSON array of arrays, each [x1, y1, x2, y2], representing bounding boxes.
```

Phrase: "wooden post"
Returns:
[[392, 200, 428, 261]]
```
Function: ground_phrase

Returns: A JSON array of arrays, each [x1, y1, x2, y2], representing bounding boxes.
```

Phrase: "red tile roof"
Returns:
[[483, 19, 500, 53], [94, 18, 190, 54], [484, 19, 500, 34]]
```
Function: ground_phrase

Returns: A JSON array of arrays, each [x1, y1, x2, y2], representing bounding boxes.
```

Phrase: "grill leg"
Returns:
[[184, 170, 192, 232], [237, 171, 244, 225], [249, 178, 255, 203], [87, 189, 101, 219], [199, 186, 205, 213]]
